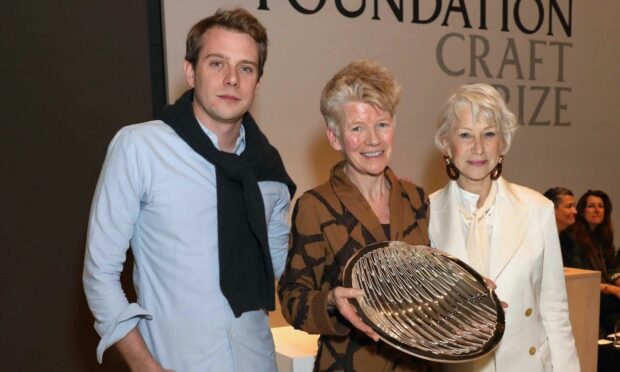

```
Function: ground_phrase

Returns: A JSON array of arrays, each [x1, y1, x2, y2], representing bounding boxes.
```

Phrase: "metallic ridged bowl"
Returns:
[[342, 241, 505, 362]]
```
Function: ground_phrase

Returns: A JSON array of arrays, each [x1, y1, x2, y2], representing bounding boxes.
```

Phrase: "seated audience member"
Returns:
[[543, 187, 578, 262], [563, 190, 620, 335], [278, 60, 434, 371]]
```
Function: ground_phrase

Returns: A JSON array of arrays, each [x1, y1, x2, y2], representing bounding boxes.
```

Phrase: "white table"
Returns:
[[272, 326, 319, 372]]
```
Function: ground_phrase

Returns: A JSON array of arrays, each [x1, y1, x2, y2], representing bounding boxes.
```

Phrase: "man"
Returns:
[[83, 8, 295, 371]]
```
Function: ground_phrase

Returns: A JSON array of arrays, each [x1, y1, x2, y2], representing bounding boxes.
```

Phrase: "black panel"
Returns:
[[0, 0, 163, 370]]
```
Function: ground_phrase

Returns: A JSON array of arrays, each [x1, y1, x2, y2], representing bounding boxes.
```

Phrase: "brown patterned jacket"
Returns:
[[278, 162, 435, 372]]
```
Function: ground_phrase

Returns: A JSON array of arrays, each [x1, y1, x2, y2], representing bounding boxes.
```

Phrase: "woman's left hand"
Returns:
[[327, 286, 380, 341]]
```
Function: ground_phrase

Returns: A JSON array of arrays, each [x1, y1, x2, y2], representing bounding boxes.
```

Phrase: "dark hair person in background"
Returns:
[[429, 83, 579, 372], [543, 187, 578, 263], [563, 190, 620, 335], [543, 187, 578, 233]]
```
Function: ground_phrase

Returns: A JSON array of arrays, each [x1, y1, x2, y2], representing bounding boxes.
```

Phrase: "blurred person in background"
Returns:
[[543, 187, 578, 262], [563, 190, 620, 335]]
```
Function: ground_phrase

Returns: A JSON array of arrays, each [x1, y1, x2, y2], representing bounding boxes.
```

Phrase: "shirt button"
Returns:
[[529, 346, 536, 355], [525, 308, 532, 317]]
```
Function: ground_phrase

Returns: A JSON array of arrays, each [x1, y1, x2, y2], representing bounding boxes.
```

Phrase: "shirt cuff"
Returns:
[[95, 303, 153, 363]]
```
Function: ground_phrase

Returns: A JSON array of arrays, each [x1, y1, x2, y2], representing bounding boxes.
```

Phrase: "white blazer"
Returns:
[[429, 178, 580, 372]]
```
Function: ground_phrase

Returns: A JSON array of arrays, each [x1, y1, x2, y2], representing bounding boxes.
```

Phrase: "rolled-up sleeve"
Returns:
[[83, 128, 152, 363], [278, 195, 350, 336]]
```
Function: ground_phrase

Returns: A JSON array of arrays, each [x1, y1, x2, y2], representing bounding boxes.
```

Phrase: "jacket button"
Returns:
[[529, 346, 536, 355], [525, 308, 532, 317]]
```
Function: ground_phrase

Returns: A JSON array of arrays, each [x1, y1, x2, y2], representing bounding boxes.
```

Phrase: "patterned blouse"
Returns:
[[278, 162, 435, 372]]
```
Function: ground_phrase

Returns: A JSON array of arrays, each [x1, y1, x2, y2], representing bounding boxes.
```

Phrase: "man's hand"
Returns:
[[327, 286, 379, 342]]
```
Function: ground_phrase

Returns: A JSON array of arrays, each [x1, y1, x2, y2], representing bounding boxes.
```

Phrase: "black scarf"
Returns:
[[161, 89, 295, 317]]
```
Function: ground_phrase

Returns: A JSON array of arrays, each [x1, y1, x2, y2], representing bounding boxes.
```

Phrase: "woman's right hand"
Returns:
[[327, 286, 380, 341]]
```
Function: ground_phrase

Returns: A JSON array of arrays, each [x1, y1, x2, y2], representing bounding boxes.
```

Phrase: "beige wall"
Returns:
[[162, 0, 620, 246]]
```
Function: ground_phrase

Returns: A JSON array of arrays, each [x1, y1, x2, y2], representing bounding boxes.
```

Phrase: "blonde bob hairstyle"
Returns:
[[434, 83, 518, 154], [320, 59, 401, 136]]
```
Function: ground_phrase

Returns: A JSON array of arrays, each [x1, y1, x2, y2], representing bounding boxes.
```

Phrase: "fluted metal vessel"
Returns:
[[343, 241, 505, 362]]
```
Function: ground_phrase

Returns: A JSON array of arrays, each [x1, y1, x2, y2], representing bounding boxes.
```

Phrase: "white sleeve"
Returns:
[[538, 202, 580, 372], [259, 181, 291, 280]]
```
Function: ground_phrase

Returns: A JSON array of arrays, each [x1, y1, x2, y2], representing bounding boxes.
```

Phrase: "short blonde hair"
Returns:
[[434, 83, 518, 153], [320, 60, 401, 135]]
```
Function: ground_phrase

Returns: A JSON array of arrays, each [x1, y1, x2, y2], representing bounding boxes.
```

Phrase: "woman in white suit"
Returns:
[[428, 84, 579, 372]]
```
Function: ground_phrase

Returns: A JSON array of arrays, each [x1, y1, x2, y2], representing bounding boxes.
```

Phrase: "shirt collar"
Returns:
[[456, 183, 480, 215], [455, 182, 498, 216], [195, 118, 246, 155]]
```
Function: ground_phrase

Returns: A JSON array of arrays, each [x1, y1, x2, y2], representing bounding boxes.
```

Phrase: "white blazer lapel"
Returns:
[[430, 182, 468, 261], [488, 178, 529, 280]]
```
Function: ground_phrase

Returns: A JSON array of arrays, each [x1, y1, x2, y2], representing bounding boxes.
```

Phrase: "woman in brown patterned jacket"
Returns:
[[278, 60, 435, 372]]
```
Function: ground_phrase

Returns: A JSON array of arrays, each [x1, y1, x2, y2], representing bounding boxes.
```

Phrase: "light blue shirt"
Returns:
[[83, 120, 291, 371]]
